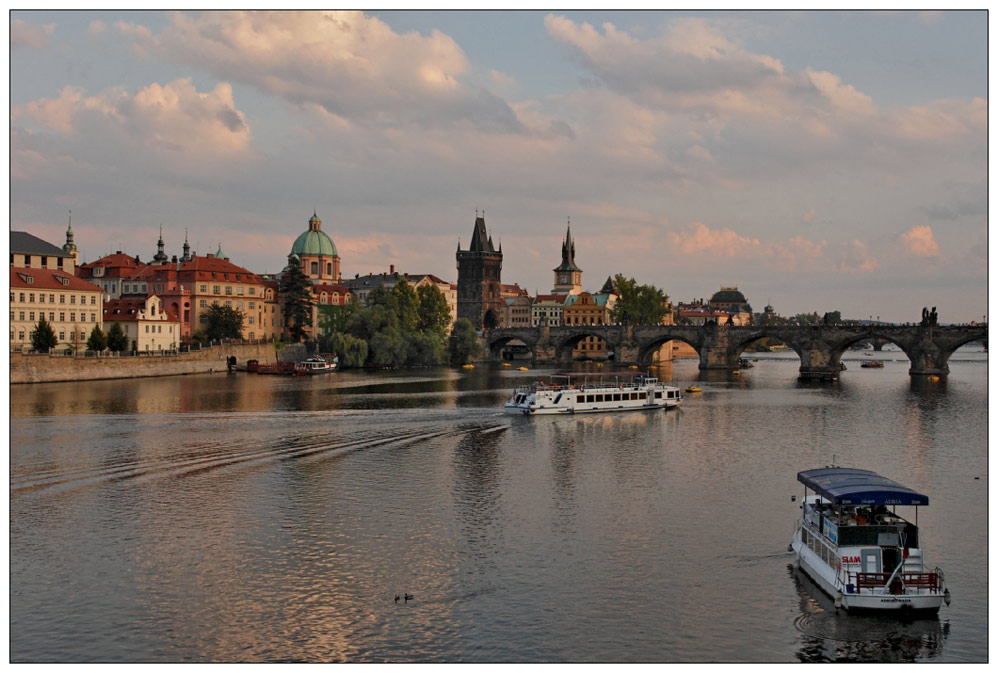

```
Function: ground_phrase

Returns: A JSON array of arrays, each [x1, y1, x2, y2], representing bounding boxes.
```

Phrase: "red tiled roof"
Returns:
[[11, 267, 103, 293], [78, 253, 144, 278], [312, 284, 351, 294], [103, 298, 180, 322], [534, 294, 566, 303]]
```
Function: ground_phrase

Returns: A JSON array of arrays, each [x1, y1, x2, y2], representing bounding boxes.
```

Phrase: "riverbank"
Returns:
[[10, 343, 278, 384]]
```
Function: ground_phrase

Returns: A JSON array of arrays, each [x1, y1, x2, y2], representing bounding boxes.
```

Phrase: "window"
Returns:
[[59, 312, 65, 322], [41, 256, 48, 268], [71, 295, 76, 304], [39, 294, 45, 303], [70, 313, 75, 322], [91, 313, 96, 322], [249, 287, 256, 295], [19, 293, 24, 302], [49, 313, 54, 322], [49, 294, 55, 303], [236, 301, 242, 309], [19, 311, 25, 321], [145, 325, 150, 333], [225, 300, 232, 308], [248, 316, 255, 325], [19, 332, 24, 341], [199, 314, 206, 323], [237, 287, 244, 296], [225, 286, 232, 295], [249, 302, 255, 309], [91, 296, 96, 305], [29, 312, 34, 321], [59, 331, 65, 341], [327, 263, 332, 276], [200, 285, 207, 292], [59, 295, 65, 304], [311, 262, 319, 275], [29, 293, 35, 302], [200, 300, 207, 308], [213, 286, 220, 294]]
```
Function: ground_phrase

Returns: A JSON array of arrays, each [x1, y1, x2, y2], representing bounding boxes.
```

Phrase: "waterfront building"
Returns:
[[103, 295, 181, 352], [708, 286, 753, 325], [10, 230, 103, 352], [78, 252, 145, 301], [10, 231, 77, 274], [502, 293, 534, 328], [456, 212, 503, 330], [552, 221, 583, 295], [532, 294, 566, 327], [340, 268, 454, 326], [10, 266, 104, 352], [563, 291, 612, 358]]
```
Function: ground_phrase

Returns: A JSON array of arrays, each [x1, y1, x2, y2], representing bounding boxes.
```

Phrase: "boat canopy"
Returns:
[[797, 467, 929, 506]]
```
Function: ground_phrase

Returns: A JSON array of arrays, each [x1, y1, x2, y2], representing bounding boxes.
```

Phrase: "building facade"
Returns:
[[563, 291, 611, 358], [103, 295, 181, 352], [456, 213, 503, 330]]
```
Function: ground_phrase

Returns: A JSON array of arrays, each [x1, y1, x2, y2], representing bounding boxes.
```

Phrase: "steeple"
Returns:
[[153, 224, 169, 263], [182, 227, 191, 261], [468, 210, 494, 253], [554, 218, 581, 273], [62, 210, 77, 254]]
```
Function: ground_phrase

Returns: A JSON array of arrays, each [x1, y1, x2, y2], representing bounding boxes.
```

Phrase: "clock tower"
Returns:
[[552, 219, 582, 295]]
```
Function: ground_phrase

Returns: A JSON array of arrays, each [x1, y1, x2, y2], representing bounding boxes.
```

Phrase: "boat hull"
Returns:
[[791, 537, 944, 616], [504, 401, 675, 415]]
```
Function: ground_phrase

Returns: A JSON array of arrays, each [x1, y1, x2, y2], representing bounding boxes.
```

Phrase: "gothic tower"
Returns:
[[456, 211, 503, 330], [552, 219, 582, 295]]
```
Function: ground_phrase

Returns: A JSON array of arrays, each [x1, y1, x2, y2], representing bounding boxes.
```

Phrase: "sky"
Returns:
[[8, 10, 989, 323]]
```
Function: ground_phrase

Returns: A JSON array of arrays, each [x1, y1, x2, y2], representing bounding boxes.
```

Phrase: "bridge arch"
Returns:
[[485, 333, 536, 362], [553, 330, 617, 363], [726, 331, 800, 367], [637, 332, 702, 367]]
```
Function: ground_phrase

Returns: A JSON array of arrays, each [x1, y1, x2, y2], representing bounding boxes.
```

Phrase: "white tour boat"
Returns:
[[790, 467, 950, 615], [293, 356, 338, 375], [504, 372, 682, 415]]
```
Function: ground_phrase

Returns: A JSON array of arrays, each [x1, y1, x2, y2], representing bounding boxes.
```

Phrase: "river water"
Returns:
[[9, 348, 988, 662]]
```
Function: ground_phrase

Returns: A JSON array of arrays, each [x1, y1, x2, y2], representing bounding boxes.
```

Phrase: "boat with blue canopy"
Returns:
[[789, 467, 950, 615]]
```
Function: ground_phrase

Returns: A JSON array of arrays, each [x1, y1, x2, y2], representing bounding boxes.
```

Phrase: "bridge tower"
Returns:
[[456, 211, 503, 330]]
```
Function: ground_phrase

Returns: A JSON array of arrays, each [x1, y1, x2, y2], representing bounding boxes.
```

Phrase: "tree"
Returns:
[[406, 331, 448, 366], [608, 274, 668, 325], [449, 318, 482, 365], [86, 324, 107, 352], [416, 283, 451, 335], [320, 332, 368, 368], [30, 316, 58, 353], [280, 254, 314, 342], [368, 327, 408, 368], [203, 304, 245, 341], [107, 322, 129, 352], [392, 279, 419, 334]]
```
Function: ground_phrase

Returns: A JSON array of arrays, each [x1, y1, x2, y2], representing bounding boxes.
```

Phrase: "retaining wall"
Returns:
[[10, 343, 279, 384]]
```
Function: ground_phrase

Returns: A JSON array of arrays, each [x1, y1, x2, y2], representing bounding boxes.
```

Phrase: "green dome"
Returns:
[[291, 228, 337, 257]]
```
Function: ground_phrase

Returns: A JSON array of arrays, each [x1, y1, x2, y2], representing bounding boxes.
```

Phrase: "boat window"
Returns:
[[655, 392, 662, 399], [837, 525, 903, 547], [613, 393, 621, 402], [554, 393, 563, 404]]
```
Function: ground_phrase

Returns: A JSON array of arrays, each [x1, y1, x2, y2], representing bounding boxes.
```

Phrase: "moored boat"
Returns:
[[504, 372, 682, 415], [293, 356, 338, 375], [861, 361, 885, 368], [789, 467, 950, 615]]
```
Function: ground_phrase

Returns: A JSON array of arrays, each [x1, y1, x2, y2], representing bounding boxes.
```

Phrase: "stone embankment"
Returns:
[[10, 343, 278, 384]]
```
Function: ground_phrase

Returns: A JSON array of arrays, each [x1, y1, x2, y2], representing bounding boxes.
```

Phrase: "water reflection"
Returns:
[[789, 565, 947, 662]]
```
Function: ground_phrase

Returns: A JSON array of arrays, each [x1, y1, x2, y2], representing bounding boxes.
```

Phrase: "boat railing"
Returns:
[[852, 571, 941, 593]]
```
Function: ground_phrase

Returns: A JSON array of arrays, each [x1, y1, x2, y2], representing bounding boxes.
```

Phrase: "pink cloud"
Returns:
[[900, 225, 940, 257], [11, 19, 54, 49]]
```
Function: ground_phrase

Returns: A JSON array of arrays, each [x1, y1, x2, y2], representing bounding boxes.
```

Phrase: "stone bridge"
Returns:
[[483, 323, 987, 379]]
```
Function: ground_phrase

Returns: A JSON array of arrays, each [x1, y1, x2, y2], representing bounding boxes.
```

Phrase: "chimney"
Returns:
[[390, 264, 395, 274]]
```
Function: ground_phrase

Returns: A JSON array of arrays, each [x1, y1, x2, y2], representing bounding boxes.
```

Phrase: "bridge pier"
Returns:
[[906, 332, 950, 377]]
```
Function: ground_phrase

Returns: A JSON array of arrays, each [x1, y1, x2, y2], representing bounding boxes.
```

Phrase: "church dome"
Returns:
[[291, 212, 338, 257], [710, 287, 747, 304]]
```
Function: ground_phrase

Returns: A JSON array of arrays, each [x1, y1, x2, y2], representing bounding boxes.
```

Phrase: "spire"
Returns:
[[182, 227, 191, 261], [554, 217, 581, 272], [63, 209, 77, 253], [153, 224, 168, 263]]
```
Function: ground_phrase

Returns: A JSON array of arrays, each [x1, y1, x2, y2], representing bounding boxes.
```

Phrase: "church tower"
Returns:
[[153, 225, 169, 264], [552, 219, 582, 295], [456, 210, 503, 330], [62, 210, 79, 270]]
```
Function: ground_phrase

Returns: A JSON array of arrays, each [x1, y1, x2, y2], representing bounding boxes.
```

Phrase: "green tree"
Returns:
[[392, 279, 419, 334], [406, 331, 448, 366], [416, 283, 452, 335], [608, 274, 668, 325], [345, 304, 397, 342], [86, 324, 107, 352], [107, 321, 129, 352], [203, 304, 245, 340], [30, 316, 58, 353], [320, 332, 368, 368], [823, 311, 842, 325], [368, 328, 408, 368], [449, 318, 482, 365], [280, 254, 315, 342]]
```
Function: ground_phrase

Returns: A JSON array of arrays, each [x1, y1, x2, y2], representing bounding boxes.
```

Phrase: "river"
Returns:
[[9, 347, 988, 662]]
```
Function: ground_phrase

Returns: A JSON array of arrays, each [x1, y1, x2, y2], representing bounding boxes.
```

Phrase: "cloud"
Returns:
[[900, 225, 940, 257], [88, 20, 107, 38], [117, 11, 525, 133], [802, 208, 816, 223], [834, 239, 878, 272], [12, 79, 254, 179], [11, 19, 54, 48]]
